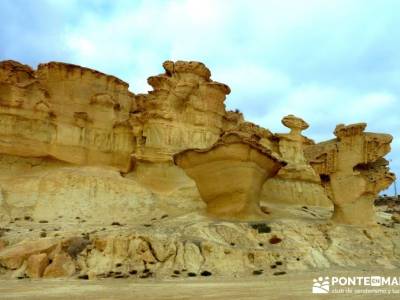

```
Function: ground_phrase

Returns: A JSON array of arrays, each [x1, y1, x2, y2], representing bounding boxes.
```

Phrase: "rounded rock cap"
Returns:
[[281, 115, 309, 130]]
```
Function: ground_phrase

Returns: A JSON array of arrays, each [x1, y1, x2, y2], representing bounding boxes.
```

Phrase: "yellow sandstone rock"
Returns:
[[262, 115, 331, 207], [174, 131, 286, 219], [305, 123, 395, 225], [26, 253, 49, 278], [43, 252, 76, 278]]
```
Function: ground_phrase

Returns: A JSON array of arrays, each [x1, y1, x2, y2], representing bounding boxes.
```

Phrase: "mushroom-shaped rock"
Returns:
[[173, 132, 286, 220], [305, 123, 396, 225], [262, 115, 331, 207]]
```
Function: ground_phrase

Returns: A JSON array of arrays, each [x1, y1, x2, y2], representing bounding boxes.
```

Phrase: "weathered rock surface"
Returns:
[[131, 60, 241, 163], [174, 132, 285, 219], [262, 115, 331, 207], [305, 123, 396, 225], [26, 253, 49, 278], [0, 59, 397, 280], [0, 60, 135, 172], [0, 209, 399, 280]]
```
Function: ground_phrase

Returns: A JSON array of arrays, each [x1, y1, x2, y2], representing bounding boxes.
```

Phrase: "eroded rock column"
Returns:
[[305, 123, 395, 225]]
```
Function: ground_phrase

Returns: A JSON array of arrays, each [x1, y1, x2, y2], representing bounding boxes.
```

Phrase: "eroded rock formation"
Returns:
[[305, 123, 396, 225], [130, 60, 241, 163], [0, 59, 398, 281], [0, 60, 135, 172], [174, 131, 285, 219], [262, 115, 331, 207]]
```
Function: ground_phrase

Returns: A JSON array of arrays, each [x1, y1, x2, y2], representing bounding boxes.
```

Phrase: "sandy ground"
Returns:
[[1, 269, 399, 300]]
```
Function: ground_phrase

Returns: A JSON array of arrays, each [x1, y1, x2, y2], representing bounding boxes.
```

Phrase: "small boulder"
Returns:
[[26, 253, 49, 278], [43, 252, 75, 278]]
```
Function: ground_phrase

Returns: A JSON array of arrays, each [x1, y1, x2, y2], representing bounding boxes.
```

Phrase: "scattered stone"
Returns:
[[187, 272, 197, 277], [251, 223, 271, 234], [38, 220, 48, 223], [253, 270, 263, 275], [269, 236, 282, 244], [273, 271, 286, 276], [201, 271, 212, 276]]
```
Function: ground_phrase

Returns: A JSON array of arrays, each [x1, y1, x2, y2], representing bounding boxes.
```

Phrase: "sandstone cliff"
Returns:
[[0, 59, 398, 281]]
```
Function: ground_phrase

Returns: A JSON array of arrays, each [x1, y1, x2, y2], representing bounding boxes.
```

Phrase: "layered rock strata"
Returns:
[[0, 60, 135, 172], [262, 115, 331, 207], [305, 123, 396, 225]]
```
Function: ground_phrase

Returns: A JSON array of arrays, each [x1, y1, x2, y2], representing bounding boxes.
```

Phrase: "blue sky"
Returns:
[[1, 0, 399, 194]]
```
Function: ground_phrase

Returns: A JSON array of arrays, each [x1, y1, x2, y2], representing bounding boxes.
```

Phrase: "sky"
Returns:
[[0, 0, 399, 194]]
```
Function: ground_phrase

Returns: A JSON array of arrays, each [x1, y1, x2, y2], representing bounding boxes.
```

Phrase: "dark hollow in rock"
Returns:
[[129, 270, 137, 275], [259, 243, 264, 247], [273, 271, 287, 276], [115, 263, 122, 267], [253, 270, 263, 275], [161, 214, 168, 219], [270, 265, 277, 269], [230, 242, 236, 246], [40, 232, 47, 238], [78, 275, 89, 280], [296, 258, 300, 261], [114, 274, 128, 279], [143, 224, 152, 227], [260, 206, 271, 214], [143, 269, 150, 274], [111, 222, 122, 226], [173, 270, 180, 275], [187, 272, 197, 277], [114, 271, 122, 275], [251, 223, 271, 233], [276, 261, 283, 265], [171, 275, 179, 278], [269, 236, 282, 244], [39, 220, 48, 223], [201, 271, 212, 276]]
